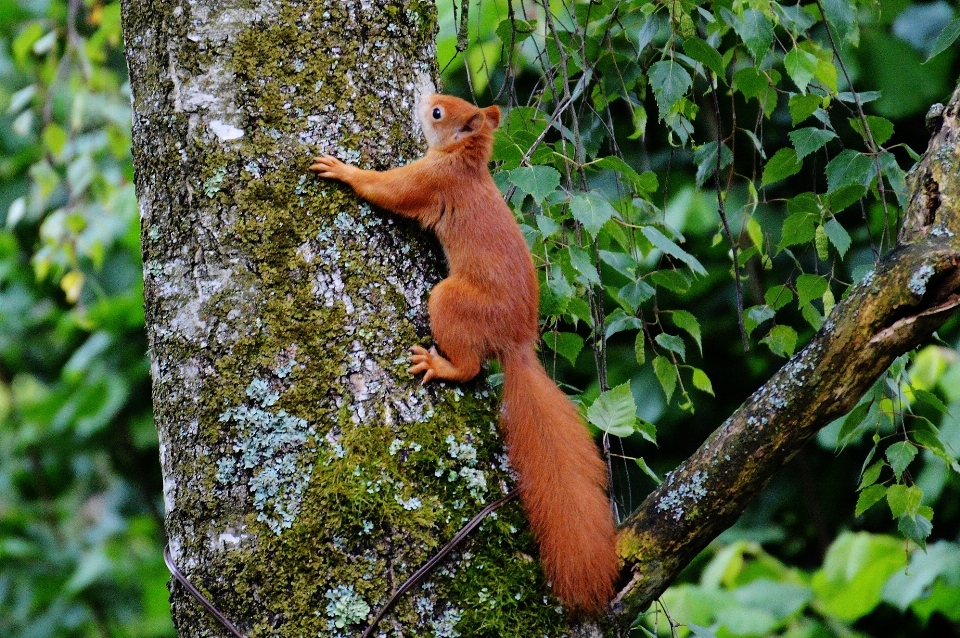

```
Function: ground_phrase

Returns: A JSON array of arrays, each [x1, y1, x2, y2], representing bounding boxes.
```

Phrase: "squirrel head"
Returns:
[[418, 94, 500, 158]]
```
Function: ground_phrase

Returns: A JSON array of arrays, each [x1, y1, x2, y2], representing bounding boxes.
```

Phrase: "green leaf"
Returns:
[[761, 325, 797, 357], [796, 274, 828, 307], [856, 484, 887, 517], [819, 0, 857, 45], [568, 246, 600, 286], [688, 624, 720, 638], [849, 115, 894, 146], [655, 333, 686, 362], [617, 279, 654, 310], [723, 8, 774, 62], [535, 213, 560, 239], [508, 166, 561, 202], [926, 16, 960, 62], [788, 127, 836, 161], [883, 541, 960, 613], [635, 457, 662, 484], [859, 459, 884, 490], [42, 123, 68, 158], [789, 93, 822, 125], [910, 418, 948, 460], [649, 269, 691, 293], [682, 37, 727, 81], [694, 141, 733, 188], [825, 149, 874, 193], [691, 367, 714, 396], [542, 265, 573, 315], [587, 383, 637, 437], [775, 3, 817, 33], [542, 331, 584, 366], [641, 226, 707, 276], [569, 191, 618, 236], [671, 310, 702, 354], [649, 60, 693, 118], [899, 512, 933, 550], [12, 22, 44, 66], [784, 47, 818, 93], [495, 18, 536, 44], [764, 285, 794, 310], [605, 309, 643, 339], [745, 305, 775, 336], [886, 484, 921, 519], [653, 355, 677, 402], [778, 212, 816, 252], [879, 150, 908, 207], [762, 148, 802, 186], [826, 183, 867, 213], [801, 301, 824, 330], [592, 156, 657, 193], [599, 249, 638, 279], [734, 67, 769, 102], [812, 532, 907, 622], [823, 217, 852, 258], [886, 441, 918, 482], [913, 389, 950, 416]]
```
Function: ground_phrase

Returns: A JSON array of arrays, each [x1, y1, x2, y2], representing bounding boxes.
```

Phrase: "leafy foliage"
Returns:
[[0, 0, 171, 635], [438, 0, 960, 634]]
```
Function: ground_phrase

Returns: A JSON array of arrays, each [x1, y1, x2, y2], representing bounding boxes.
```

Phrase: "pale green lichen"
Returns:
[[216, 377, 316, 534], [908, 264, 936, 296], [324, 584, 371, 631], [203, 165, 228, 197], [656, 470, 709, 521]]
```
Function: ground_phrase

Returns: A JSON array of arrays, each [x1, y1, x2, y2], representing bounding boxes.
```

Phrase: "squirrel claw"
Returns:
[[408, 345, 438, 383], [310, 155, 345, 178]]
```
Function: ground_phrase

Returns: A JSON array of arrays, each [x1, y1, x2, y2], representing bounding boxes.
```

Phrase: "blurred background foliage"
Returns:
[[0, 0, 958, 636], [0, 0, 168, 635]]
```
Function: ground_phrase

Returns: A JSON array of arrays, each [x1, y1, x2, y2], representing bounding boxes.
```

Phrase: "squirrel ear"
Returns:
[[460, 112, 485, 136], [483, 105, 501, 130]]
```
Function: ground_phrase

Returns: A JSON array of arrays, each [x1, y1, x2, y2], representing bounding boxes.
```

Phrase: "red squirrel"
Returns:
[[310, 93, 618, 614]]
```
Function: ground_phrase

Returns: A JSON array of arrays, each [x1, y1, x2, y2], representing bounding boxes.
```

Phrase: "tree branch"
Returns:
[[607, 82, 960, 632]]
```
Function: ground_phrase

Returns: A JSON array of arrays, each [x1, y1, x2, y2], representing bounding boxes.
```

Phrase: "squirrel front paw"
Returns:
[[310, 155, 352, 181]]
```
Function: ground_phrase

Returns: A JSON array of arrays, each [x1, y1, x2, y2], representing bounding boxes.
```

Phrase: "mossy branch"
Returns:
[[605, 81, 960, 633]]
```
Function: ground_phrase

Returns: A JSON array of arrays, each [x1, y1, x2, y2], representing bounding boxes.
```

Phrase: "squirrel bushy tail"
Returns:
[[500, 346, 619, 614]]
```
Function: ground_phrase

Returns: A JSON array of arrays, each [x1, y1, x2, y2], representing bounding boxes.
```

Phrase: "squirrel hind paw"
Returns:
[[408, 345, 439, 383]]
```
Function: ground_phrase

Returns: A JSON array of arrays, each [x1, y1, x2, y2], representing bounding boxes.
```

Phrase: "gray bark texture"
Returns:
[[121, 1, 577, 636]]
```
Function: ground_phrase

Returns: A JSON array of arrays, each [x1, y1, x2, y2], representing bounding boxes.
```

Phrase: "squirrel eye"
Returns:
[[432, 107, 442, 120]]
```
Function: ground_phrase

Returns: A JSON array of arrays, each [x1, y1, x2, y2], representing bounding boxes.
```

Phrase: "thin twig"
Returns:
[[360, 489, 520, 638], [706, 66, 749, 351], [163, 545, 247, 638]]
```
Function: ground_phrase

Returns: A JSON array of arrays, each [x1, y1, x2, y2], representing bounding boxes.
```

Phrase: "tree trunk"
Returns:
[[121, 1, 576, 636]]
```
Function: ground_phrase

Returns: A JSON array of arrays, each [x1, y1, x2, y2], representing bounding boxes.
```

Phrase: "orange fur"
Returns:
[[311, 94, 618, 613]]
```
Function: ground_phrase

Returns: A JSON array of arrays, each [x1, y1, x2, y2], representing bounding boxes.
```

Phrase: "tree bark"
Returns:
[[608, 83, 960, 634], [122, 1, 577, 636]]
